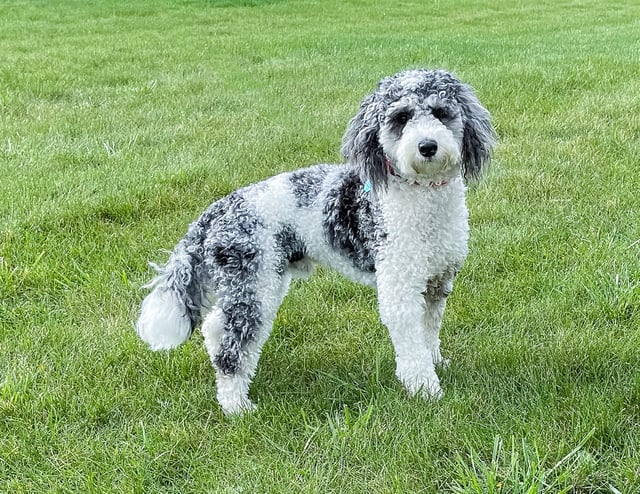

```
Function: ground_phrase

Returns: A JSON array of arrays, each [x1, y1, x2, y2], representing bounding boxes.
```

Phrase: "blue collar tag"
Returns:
[[363, 180, 372, 193]]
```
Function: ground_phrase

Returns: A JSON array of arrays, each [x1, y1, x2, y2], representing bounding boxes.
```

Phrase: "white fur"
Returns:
[[376, 178, 468, 398], [136, 286, 192, 351], [395, 121, 460, 178]]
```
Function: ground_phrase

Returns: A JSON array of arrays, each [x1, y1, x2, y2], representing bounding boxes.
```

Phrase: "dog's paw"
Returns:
[[220, 396, 257, 417], [419, 380, 444, 400], [432, 348, 450, 370], [398, 369, 443, 400]]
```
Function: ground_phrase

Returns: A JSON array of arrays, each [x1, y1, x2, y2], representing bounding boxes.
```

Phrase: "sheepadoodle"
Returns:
[[136, 69, 496, 415]]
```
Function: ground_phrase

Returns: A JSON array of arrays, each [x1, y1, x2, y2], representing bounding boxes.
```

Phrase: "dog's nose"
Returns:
[[418, 139, 438, 158]]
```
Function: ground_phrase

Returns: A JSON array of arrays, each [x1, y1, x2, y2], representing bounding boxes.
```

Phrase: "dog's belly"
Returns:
[[311, 250, 378, 287], [293, 211, 379, 287]]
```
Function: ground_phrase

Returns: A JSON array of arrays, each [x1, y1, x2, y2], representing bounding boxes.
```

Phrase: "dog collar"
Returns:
[[385, 157, 449, 188]]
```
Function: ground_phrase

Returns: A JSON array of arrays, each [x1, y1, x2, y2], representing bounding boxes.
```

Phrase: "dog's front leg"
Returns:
[[377, 273, 442, 399], [423, 271, 456, 369]]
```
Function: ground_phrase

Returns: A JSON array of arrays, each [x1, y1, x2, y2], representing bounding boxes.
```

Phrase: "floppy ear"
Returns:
[[341, 93, 388, 191], [457, 84, 497, 182]]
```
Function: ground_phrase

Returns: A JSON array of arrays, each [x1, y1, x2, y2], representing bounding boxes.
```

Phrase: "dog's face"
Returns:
[[341, 69, 496, 190], [378, 92, 464, 180]]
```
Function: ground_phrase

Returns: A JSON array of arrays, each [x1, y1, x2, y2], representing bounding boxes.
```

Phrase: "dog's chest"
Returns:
[[379, 180, 469, 275]]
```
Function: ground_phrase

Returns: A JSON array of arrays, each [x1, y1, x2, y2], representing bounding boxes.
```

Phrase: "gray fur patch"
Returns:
[[322, 170, 382, 272], [424, 269, 458, 302], [289, 165, 330, 207], [274, 224, 307, 275], [196, 192, 265, 375]]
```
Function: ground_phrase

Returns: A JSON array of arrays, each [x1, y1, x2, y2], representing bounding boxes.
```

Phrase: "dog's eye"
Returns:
[[393, 111, 412, 126], [431, 107, 449, 121]]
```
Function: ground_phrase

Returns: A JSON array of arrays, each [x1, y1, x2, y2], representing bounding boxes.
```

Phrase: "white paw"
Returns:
[[216, 372, 256, 416], [419, 380, 444, 400], [431, 345, 450, 369], [219, 395, 256, 416], [398, 369, 443, 400]]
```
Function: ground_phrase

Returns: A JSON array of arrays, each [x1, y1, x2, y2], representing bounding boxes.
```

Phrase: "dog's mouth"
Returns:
[[384, 155, 458, 187], [410, 153, 458, 176]]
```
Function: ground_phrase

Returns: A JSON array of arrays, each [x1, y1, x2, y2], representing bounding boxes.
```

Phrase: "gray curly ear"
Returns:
[[341, 93, 388, 191], [457, 83, 497, 182]]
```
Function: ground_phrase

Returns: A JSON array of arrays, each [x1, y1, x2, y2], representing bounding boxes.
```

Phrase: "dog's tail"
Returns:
[[135, 236, 206, 351]]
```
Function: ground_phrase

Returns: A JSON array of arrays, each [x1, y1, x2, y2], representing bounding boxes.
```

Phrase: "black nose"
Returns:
[[418, 139, 438, 158]]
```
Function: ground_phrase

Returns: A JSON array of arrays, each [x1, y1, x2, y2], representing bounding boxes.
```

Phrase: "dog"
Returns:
[[136, 69, 496, 415]]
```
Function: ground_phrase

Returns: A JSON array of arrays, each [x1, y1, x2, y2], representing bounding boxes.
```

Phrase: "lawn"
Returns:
[[1, 0, 639, 491]]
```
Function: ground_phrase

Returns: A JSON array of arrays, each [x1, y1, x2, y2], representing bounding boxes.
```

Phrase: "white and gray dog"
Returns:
[[136, 69, 496, 415]]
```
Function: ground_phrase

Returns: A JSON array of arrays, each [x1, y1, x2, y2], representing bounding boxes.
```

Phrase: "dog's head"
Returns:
[[341, 69, 496, 191]]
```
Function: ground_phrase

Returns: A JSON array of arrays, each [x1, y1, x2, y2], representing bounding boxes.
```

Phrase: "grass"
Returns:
[[1, 0, 639, 491]]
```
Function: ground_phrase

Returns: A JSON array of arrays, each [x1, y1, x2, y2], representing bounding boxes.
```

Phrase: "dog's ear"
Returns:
[[341, 93, 388, 191], [457, 84, 497, 183]]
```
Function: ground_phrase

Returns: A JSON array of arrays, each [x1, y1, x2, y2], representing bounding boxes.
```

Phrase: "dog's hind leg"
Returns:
[[202, 267, 292, 416]]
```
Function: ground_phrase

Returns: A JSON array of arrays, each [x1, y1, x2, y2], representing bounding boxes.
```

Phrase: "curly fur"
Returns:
[[136, 68, 496, 415]]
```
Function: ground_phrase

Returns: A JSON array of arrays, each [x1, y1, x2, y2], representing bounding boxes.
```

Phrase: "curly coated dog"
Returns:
[[136, 68, 496, 415]]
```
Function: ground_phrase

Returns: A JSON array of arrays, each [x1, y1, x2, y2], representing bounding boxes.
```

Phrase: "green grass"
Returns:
[[1, 0, 640, 491]]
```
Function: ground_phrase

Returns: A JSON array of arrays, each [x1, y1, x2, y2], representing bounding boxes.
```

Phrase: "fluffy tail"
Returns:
[[136, 243, 201, 351]]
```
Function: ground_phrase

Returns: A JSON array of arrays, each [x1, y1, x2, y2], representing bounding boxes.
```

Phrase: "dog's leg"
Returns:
[[201, 307, 256, 415], [377, 267, 443, 399], [203, 270, 292, 416], [423, 271, 455, 369]]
